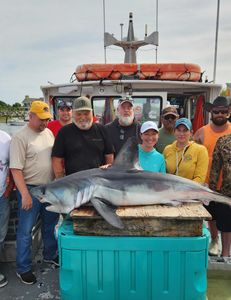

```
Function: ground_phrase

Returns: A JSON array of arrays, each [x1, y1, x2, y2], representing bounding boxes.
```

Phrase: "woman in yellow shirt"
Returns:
[[163, 118, 208, 184]]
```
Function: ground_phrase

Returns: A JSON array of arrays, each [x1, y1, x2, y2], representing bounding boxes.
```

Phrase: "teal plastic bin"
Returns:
[[58, 219, 209, 300]]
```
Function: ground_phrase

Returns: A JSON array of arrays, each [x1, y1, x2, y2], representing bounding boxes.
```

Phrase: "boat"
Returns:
[[40, 13, 222, 128], [1, 11, 229, 300], [8, 118, 26, 126]]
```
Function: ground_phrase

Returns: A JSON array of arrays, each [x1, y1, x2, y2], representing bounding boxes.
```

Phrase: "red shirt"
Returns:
[[47, 120, 63, 137]]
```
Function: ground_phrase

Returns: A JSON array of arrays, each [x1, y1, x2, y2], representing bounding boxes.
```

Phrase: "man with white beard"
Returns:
[[52, 96, 114, 178], [105, 96, 141, 157]]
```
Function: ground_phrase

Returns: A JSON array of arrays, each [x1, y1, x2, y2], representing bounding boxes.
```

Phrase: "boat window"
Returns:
[[92, 96, 162, 125]]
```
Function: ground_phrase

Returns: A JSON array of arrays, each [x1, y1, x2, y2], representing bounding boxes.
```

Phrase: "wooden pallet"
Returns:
[[70, 203, 211, 237]]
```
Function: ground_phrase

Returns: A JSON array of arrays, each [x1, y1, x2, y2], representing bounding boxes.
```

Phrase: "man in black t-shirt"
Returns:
[[105, 96, 141, 157], [52, 96, 114, 178]]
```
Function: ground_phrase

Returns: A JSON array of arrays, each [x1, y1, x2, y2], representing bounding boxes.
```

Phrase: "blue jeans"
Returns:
[[0, 194, 10, 254], [16, 186, 59, 274]]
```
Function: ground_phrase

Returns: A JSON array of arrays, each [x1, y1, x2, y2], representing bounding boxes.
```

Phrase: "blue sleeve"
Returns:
[[159, 155, 166, 173]]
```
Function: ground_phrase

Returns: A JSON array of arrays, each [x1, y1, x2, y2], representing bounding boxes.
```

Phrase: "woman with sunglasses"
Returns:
[[139, 121, 166, 173], [163, 118, 208, 183]]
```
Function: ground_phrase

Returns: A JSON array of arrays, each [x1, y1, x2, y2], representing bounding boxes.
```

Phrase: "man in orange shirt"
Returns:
[[194, 96, 231, 256]]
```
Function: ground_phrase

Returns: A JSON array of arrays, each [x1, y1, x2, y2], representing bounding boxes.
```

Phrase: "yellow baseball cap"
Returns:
[[30, 101, 52, 119]]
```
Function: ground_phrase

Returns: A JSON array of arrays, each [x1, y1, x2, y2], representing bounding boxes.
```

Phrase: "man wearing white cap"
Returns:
[[139, 121, 166, 173], [105, 95, 141, 157]]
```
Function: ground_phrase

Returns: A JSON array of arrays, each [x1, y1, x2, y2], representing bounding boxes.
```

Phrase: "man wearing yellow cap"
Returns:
[[9, 101, 59, 285]]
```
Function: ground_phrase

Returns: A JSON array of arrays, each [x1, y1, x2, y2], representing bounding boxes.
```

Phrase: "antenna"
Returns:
[[103, 0, 107, 63], [120, 23, 124, 40], [155, 0, 159, 63], [104, 12, 158, 63], [213, 0, 220, 83]]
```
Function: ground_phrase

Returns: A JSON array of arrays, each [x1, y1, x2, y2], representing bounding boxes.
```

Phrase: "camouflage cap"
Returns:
[[161, 106, 179, 117]]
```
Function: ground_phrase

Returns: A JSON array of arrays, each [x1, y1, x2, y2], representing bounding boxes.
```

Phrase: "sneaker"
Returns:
[[44, 256, 59, 267], [16, 271, 36, 285], [209, 237, 219, 256], [0, 273, 8, 288], [216, 256, 231, 263]]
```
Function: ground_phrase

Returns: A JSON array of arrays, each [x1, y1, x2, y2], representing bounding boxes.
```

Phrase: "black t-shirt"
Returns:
[[52, 123, 113, 175], [105, 118, 141, 157]]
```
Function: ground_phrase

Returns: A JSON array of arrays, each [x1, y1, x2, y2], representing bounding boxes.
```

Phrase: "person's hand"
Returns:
[[100, 164, 112, 170], [21, 192, 33, 210]]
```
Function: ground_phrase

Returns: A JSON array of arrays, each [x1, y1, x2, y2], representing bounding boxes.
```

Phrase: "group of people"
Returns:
[[0, 94, 230, 288]]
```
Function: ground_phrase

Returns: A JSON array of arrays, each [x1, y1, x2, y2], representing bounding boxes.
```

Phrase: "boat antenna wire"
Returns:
[[155, 0, 159, 63], [103, 0, 107, 63], [213, 0, 220, 83]]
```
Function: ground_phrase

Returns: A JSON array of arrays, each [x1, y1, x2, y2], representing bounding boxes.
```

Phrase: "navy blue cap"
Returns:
[[175, 118, 192, 130], [57, 100, 72, 109]]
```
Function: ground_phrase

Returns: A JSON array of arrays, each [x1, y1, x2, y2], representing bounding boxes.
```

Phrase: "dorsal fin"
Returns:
[[113, 137, 141, 170]]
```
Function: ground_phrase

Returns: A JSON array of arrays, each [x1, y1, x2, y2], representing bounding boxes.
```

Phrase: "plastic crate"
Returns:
[[58, 219, 209, 300]]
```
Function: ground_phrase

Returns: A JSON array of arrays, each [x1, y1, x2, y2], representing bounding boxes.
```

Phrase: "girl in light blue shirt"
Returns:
[[139, 121, 166, 173]]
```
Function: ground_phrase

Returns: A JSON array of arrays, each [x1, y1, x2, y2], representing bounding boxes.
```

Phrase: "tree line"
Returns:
[[0, 100, 26, 122]]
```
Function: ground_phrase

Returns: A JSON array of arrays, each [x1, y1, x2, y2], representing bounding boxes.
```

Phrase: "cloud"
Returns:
[[0, 0, 230, 104]]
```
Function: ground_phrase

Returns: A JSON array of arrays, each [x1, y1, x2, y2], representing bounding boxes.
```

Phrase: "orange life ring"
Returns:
[[75, 63, 202, 82]]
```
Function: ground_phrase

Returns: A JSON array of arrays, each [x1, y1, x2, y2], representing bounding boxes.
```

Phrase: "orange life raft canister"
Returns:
[[75, 63, 202, 82]]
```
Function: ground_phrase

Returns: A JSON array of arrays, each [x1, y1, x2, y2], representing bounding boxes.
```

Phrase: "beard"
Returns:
[[74, 120, 93, 130], [211, 116, 228, 126], [118, 113, 134, 126]]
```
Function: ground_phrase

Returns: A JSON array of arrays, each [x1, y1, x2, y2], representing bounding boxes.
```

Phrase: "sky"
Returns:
[[0, 0, 230, 105]]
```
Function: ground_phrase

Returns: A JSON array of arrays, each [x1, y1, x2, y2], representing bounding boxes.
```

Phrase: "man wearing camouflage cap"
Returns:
[[52, 96, 114, 178], [155, 106, 179, 153]]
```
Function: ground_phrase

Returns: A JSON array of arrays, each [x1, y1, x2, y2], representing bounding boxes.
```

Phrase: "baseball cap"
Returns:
[[118, 95, 134, 106], [140, 121, 159, 133], [175, 118, 192, 130], [29, 101, 52, 119], [161, 106, 179, 117], [73, 96, 92, 111], [57, 100, 72, 109]]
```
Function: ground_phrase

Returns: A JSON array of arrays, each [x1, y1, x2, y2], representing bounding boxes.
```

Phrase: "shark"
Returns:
[[30, 137, 231, 229]]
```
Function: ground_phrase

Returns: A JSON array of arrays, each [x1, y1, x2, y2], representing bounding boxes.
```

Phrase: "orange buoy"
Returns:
[[75, 63, 202, 82]]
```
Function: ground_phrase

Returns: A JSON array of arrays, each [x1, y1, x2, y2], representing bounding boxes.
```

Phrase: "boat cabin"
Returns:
[[41, 79, 222, 128]]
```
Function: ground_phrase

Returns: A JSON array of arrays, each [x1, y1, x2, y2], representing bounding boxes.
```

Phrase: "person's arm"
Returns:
[[209, 139, 222, 191], [104, 154, 114, 165], [192, 145, 209, 183], [160, 156, 166, 173], [3, 170, 14, 198], [193, 127, 204, 144], [52, 157, 65, 179], [10, 168, 32, 210]]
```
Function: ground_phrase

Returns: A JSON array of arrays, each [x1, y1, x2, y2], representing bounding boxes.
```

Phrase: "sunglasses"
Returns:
[[212, 110, 229, 115], [164, 115, 177, 120]]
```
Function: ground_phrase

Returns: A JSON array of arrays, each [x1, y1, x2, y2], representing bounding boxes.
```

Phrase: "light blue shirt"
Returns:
[[138, 145, 166, 173]]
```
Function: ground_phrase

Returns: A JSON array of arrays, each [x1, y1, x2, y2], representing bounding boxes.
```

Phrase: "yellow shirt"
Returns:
[[163, 141, 208, 183]]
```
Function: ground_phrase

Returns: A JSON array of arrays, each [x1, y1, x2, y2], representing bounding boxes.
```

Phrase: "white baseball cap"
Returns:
[[140, 121, 159, 133]]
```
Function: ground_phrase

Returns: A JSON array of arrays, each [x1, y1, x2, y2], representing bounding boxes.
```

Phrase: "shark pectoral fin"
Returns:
[[90, 197, 124, 229], [45, 205, 64, 214]]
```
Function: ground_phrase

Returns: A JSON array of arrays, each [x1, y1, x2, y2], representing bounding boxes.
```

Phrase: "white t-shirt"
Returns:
[[0, 130, 11, 197], [10, 126, 54, 185]]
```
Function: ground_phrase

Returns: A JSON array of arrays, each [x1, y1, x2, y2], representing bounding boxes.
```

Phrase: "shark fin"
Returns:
[[113, 136, 141, 170], [90, 197, 124, 229]]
